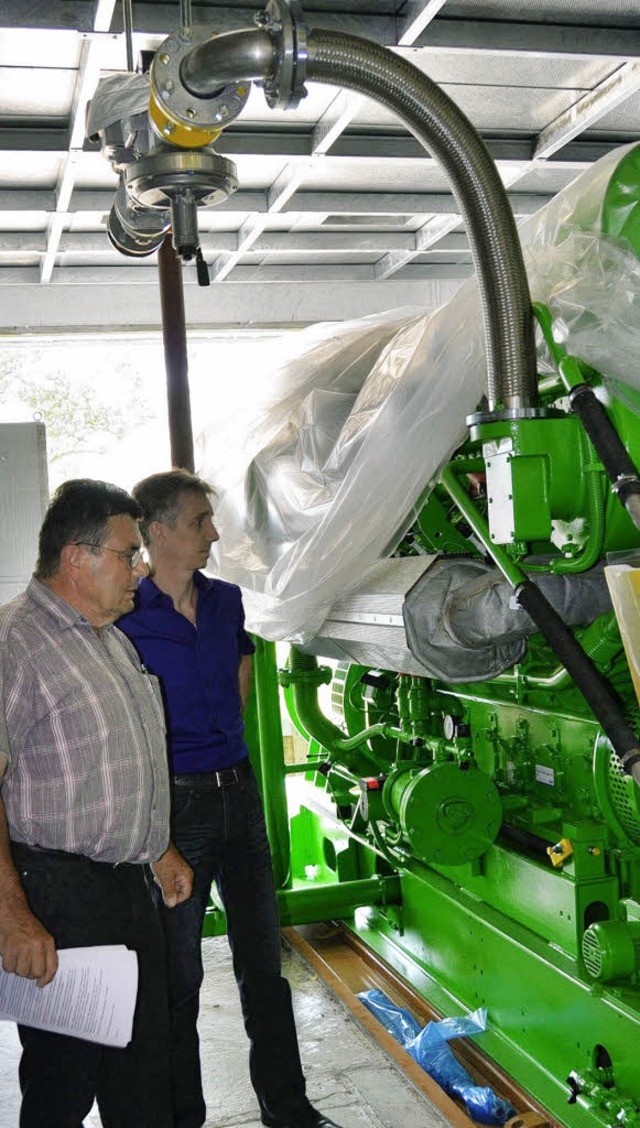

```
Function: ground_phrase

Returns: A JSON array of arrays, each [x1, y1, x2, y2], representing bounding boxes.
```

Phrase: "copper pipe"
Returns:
[[158, 235, 195, 471]]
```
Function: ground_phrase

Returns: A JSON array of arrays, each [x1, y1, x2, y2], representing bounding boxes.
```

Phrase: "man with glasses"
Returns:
[[119, 469, 342, 1128], [0, 478, 192, 1128]]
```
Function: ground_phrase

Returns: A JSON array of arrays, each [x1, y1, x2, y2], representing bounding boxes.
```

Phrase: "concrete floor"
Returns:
[[0, 937, 449, 1128]]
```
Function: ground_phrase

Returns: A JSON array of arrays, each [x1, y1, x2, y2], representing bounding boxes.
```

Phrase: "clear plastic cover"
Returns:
[[200, 144, 640, 641]]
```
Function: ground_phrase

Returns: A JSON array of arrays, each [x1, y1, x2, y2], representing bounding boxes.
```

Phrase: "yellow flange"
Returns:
[[149, 86, 222, 149]]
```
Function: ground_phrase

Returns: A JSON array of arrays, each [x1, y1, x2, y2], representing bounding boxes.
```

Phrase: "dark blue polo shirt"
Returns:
[[118, 572, 255, 775]]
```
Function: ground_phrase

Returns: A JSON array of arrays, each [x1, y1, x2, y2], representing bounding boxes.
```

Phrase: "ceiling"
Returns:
[[0, 0, 639, 330]]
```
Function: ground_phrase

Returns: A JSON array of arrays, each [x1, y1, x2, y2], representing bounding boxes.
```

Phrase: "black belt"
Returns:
[[10, 841, 133, 868], [172, 757, 251, 790]]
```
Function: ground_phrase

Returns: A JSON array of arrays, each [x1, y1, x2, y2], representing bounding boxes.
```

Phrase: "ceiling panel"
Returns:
[[0, 68, 77, 119], [0, 0, 637, 325], [353, 86, 595, 133]]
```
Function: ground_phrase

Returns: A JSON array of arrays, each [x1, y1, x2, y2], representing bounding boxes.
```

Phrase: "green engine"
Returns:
[[266, 146, 640, 1128]]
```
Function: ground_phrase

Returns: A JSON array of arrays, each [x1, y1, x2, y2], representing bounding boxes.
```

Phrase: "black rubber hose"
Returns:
[[499, 823, 553, 860], [569, 384, 640, 483], [515, 579, 640, 775]]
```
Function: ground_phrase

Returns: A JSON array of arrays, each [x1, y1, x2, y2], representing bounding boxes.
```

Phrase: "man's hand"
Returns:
[[0, 904, 58, 987], [151, 842, 193, 908]]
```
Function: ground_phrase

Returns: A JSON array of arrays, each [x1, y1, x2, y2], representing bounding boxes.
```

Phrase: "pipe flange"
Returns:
[[150, 26, 251, 147], [257, 0, 307, 110], [125, 150, 238, 209], [466, 406, 559, 427]]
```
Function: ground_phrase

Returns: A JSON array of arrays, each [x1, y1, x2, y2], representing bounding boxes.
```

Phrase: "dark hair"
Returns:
[[132, 469, 216, 546], [36, 479, 141, 580]]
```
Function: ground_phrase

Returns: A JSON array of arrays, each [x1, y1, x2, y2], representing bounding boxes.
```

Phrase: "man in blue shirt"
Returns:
[[118, 470, 341, 1128]]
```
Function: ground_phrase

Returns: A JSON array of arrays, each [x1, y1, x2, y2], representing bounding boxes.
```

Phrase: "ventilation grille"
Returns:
[[607, 751, 640, 842], [582, 928, 604, 978]]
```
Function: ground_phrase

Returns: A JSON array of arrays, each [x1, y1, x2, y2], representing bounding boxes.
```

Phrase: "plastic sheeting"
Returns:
[[200, 144, 640, 641], [358, 989, 516, 1125]]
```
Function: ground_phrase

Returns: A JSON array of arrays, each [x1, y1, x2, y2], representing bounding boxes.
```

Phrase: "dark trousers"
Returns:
[[11, 842, 172, 1128], [161, 762, 310, 1128]]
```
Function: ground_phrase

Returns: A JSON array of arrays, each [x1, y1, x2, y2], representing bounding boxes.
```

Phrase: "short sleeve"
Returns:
[[237, 592, 256, 656]]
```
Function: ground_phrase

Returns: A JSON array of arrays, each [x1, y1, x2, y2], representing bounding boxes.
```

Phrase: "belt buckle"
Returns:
[[215, 767, 239, 788]]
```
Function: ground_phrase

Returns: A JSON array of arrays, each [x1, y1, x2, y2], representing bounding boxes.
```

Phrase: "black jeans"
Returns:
[[11, 842, 172, 1128], [161, 762, 310, 1128]]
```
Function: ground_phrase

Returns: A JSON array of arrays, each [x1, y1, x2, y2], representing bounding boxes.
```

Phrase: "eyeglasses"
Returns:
[[75, 543, 144, 569]]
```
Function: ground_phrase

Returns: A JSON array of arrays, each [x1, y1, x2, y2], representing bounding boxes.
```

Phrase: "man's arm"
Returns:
[[0, 764, 58, 987], [150, 840, 193, 908], [239, 654, 252, 716]]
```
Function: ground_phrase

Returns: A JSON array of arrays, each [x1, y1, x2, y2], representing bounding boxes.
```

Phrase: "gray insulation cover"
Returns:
[[403, 558, 613, 682], [86, 73, 150, 139]]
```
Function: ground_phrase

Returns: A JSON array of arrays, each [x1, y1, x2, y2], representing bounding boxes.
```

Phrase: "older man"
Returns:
[[0, 478, 192, 1128], [119, 469, 342, 1128]]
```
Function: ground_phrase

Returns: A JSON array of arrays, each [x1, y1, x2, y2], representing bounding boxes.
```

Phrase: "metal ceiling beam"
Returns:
[[0, 188, 555, 227], [281, 190, 555, 216], [39, 2, 117, 283], [397, 0, 449, 48], [210, 163, 308, 282], [0, 262, 471, 285], [534, 61, 640, 160], [410, 19, 640, 60], [57, 230, 419, 254], [251, 231, 418, 253], [0, 3, 96, 31], [0, 277, 464, 330], [0, 128, 621, 166], [4, 6, 639, 62], [112, 5, 396, 41], [375, 214, 462, 279], [0, 129, 69, 151], [311, 91, 364, 156]]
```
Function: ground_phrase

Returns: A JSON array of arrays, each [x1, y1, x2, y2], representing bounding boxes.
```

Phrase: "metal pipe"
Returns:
[[178, 22, 536, 410], [122, 0, 134, 72], [180, 0, 192, 30], [282, 648, 398, 767], [276, 876, 402, 926], [304, 31, 536, 412], [253, 637, 291, 889], [158, 235, 195, 471], [181, 28, 276, 95]]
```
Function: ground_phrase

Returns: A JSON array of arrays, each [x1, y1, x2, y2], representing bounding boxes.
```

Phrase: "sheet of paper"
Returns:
[[0, 945, 138, 1047]]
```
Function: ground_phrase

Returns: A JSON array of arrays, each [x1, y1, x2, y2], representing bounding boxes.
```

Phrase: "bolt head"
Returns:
[[186, 108, 197, 119], [159, 53, 170, 65]]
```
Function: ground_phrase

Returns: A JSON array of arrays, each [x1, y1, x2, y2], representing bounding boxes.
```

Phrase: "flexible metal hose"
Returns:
[[306, 30, 536, 410], [180, 22, 537, 408]]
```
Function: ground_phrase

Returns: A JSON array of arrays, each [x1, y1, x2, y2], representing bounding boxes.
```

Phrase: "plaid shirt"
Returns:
[[0, 578, 170, 864]]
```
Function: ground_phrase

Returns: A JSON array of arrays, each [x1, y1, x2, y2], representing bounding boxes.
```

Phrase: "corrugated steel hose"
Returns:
[[305, 29, 537, 412]]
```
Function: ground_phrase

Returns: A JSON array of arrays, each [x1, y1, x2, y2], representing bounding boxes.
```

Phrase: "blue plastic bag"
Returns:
[[358, 990, 516, 1125]]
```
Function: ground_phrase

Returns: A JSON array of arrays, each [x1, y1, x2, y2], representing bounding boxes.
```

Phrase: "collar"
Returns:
[[136, 570, 216, 609], [27, 576, 106, 633]]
